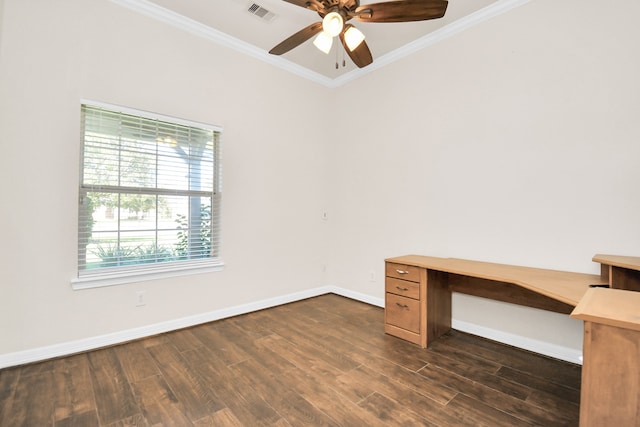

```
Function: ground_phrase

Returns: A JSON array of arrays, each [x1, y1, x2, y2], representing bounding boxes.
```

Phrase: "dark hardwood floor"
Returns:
[[0, 294, 581, 426]]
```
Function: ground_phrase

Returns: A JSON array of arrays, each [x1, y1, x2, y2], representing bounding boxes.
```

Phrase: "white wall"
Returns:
[[0, 0, 330, 357], [0, 0, 4, 57], [1, 0, 639, 364], [328, 0, 640, 359]]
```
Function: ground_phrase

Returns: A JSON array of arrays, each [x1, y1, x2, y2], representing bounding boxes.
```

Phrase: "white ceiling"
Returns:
[[114, 0, 529, 86]]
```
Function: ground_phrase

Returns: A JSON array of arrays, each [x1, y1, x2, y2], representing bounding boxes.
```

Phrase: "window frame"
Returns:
[[72, 100, 223, 290]]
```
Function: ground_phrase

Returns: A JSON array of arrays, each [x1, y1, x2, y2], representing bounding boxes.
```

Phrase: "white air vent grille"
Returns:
[[247, 3, 276, 22]]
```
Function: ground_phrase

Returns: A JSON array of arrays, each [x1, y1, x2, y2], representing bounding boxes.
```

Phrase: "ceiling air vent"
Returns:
[[247, 3, 276, 22]]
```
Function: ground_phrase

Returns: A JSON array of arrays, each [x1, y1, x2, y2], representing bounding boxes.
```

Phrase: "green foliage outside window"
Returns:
[[174, 204, 212, 260], [87, 203, 212, 268], [79, 104, 220, 275]]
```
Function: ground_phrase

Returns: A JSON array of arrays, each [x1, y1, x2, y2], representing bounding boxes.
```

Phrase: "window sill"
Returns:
[[71, 259, 225, 290]]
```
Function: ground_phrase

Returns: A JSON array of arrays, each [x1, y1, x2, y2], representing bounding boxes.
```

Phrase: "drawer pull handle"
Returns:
[[395, 286, 409, 291], [396, 269, 409, 275], [396, 302, 409, 309]]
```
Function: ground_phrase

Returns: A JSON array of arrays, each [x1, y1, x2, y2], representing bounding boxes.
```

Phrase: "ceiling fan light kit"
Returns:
[[322, 11, 344, 37], [269, 0, 448, 68], [313, 31, 333, 54], [344, 26, 365, 51], [315, 10, 364, 54]]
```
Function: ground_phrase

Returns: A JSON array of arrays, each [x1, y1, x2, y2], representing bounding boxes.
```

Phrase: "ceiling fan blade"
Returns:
[[282, 0, 326, 13], [269, 21, 323, 55], [342, 0, 360, 10], [355, 0, 448, 23], [281, 0, 315, 10], [339, 25, 373, 68]]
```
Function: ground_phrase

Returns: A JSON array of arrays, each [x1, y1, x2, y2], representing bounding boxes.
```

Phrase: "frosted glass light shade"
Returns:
[[322, 12, 343, 37], [344, 27, 365, 51], [313, 32, 333, 54]]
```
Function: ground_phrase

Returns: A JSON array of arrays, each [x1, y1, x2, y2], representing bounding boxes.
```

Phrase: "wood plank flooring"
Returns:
[[0, 294, 581, 426]]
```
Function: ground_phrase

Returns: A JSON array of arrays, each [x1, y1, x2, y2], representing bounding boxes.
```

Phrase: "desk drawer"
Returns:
[[385, 277, 420, 300], [386, 262, 421, 282], [385, 293, 420, 334]]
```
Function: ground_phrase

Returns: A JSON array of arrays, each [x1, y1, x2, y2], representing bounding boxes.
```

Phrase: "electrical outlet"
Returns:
[[369, 270, 376, 282], [135, 290, 146, 307]]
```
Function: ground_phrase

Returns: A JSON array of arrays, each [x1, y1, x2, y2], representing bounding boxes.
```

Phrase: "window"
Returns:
[[73, 102, 222, 289]]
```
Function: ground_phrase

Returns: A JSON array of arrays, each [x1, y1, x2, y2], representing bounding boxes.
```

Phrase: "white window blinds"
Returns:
[[77, 103, 222, 285]]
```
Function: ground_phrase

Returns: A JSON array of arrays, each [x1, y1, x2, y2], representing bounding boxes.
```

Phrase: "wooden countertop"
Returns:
[[593, 254, 640, 272], [386, 255, 602, 307], [571, 287, 640, 332]]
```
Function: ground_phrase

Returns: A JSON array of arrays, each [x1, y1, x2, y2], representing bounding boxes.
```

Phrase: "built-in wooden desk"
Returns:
[[571, 288, 640, 427], [384, 254, 640, 427], [384, 255, 602, 347], [593, 253, 640, 291]]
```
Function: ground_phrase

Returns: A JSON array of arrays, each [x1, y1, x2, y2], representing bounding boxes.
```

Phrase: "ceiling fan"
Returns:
[[269, 0, 448, 68]]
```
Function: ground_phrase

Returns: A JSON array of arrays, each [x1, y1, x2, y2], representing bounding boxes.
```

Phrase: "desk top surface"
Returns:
[[386, 255, 602, 307], [593, 254, 640, 272], [571, 288, 640, 332]]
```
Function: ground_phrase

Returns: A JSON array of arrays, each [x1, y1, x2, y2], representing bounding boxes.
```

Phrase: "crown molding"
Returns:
[[110, 0, 335, 86], [333, 0, 531, 86], [111, 0, 529, 89]]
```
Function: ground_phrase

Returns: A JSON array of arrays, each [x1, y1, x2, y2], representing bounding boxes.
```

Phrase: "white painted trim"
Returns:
[[80, 99, 224, 132], [72, 261, 225, 290], [0, 285, 581, 368], [326, 287, 582, 364], [110, 0, 530, 88], [332, 0, 531, 87], [0, 286, 332, 369], [452, 319, 583, 365], [328, 286, 384, 308], [109, 0, 335, 87]]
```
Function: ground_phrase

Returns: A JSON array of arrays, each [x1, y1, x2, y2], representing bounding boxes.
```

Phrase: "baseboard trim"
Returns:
[[0, 286, 581, 368], [452, 319, 583, 365], [0, 286, 333, 369], [328, 286, 385, 308]]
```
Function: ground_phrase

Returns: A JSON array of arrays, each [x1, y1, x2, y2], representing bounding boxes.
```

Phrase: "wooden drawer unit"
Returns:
[[385, 293, 421, 333], [386, 262, 421, 282], [386, 277, 420, 299], [384, 260, 427, 347]]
